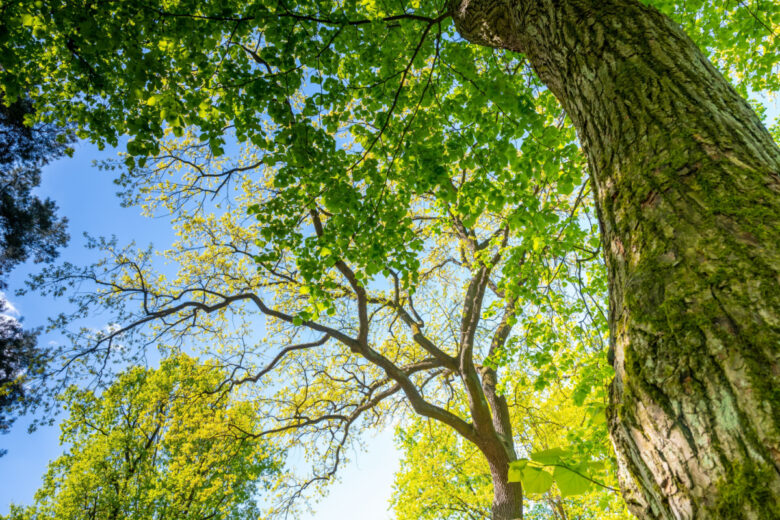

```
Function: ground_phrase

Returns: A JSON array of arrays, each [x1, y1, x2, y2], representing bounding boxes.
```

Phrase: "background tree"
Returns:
[[0, 300, 39, 454], [2, 0, 779, 517], [0, 96, 71, 443], [0, 98, 70, 275], [3, 354, 280, 520]]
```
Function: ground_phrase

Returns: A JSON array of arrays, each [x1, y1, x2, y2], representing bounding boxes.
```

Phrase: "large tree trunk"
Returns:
[[450, 0, 780, 518]]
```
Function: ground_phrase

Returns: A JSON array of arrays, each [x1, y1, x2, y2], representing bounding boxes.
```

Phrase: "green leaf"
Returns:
[[558, 181, 574, 195], [523, 466, 555, 495], [530, 447, 568, 465], [508, 459, 527, 482], [508, 459, 554, 494], [586, 402, 607, 426], [553, 464, 593, 497]]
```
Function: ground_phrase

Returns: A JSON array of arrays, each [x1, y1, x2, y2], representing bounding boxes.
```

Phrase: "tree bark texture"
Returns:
[[489, 457, 524, 520], [481, 365, 523, 519], [450, 0, 780, 518]]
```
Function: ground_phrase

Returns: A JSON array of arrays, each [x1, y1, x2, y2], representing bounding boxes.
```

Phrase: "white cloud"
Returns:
[[0, 313, 21, 328], [0, 291, 21, 318]]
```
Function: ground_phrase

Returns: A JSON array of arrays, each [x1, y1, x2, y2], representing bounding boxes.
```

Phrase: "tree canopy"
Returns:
[[3, 354, 280, 520], [0, 299, 40, 450], [2, 0, 779, 518], [2, 2, 777, 297], [24, 126, 613, 516], [2, 1, 776, 306]]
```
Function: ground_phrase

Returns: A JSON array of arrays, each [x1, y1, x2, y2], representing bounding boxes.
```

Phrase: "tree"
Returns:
[[2, 0, 779, 517], [3, 354, 281, 520], [0, 97, 70, 277], [27, 124, 607, 519], [0, 300, 40, 453], [0, 96, 71, 442]]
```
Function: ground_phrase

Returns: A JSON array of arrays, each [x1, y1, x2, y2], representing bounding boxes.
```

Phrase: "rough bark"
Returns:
[[482, 365, 523, 519], [488, 455, 524, 520], [474, 401, 522, 520], [450, 0, 780, 518]]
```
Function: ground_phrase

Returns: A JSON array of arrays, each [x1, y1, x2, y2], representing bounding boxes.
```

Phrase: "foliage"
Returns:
[[648, 0, 779, 95], [0, 97, 71, 278], [393, 418, 493, 520], [0, 300, 42, 447], [20, 117, 610, 516], [510, 451, 602, 498], [0, 96, 72, 446], [2, 0, 777, 288], [3, 354, 280, 520]]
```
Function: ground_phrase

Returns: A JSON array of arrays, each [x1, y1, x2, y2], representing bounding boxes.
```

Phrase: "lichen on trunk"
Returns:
[[449, 0, 780, 518]]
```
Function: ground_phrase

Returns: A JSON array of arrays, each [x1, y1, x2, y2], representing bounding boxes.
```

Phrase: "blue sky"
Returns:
[[0, 140, 400, 518]]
